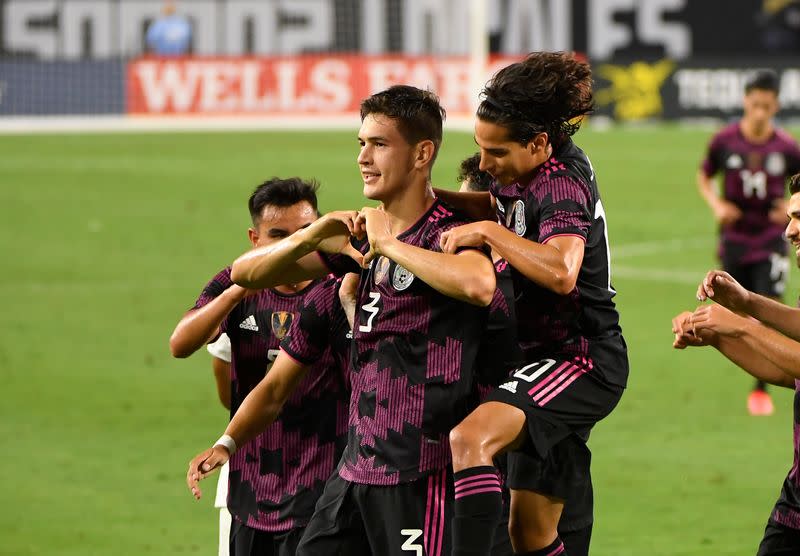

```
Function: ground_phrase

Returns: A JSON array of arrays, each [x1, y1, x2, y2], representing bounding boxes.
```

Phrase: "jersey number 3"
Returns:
[[358, 292, 381, 333]]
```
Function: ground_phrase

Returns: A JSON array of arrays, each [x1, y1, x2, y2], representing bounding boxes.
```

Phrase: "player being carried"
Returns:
[[435, 52, 629, 556], [697, 69, 800, 416]]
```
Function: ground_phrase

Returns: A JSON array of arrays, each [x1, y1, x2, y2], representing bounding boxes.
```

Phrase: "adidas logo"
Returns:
[[498, 381, 518, 394], [239, 315, 259, 331]]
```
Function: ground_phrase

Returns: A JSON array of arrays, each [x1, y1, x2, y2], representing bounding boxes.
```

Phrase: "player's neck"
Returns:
[[381, 181, 436, 235], [274, 279, 313, 295], [740, 119, 774, 144]]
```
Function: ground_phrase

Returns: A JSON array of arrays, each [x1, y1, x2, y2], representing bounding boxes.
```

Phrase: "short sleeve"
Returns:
[[280, 279, 338, 365], [191, 266, 234, 333], [536, 176, 592, 244], [700, 132, 723, 177]]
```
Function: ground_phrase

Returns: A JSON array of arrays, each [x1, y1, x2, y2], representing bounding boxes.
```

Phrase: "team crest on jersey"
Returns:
[[392, 264, 415, 291], [270, 311, 293, 340], [766, 152, 786, 176], [513, 200, 526, 236], [373, 256, 391, 286], [726, 154, 743, 169]]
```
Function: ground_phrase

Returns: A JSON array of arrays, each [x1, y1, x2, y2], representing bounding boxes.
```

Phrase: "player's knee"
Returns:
[[507, 511, 556, 550], [449, 421, 496, 468]]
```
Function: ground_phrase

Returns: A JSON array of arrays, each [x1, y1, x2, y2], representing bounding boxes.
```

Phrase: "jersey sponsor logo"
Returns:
[[373, 255, 391, 286], [513, 200, 526, 236], [239, 315, 259, 331], [270, 311, 293, 340], [392, 264, 415, 291], [498, 380, 518, 393], [726, 153, 743, 169], [766, 152, 786, 176]]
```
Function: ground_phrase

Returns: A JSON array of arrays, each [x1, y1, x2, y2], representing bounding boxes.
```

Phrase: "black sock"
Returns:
[[451, 465, 503, 556], [515, 536, 567, 556]]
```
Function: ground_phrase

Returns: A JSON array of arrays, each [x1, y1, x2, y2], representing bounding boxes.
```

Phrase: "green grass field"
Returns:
[[1, 125, 798, 555]]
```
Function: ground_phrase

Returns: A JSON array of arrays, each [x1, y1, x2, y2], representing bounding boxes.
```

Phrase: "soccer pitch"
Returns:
[[1, 126, 797, 555]]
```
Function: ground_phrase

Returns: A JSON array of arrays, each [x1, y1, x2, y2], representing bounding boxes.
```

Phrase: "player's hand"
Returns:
[[696, 269, 751, 311], [186, 445, 230, 500], [356, 207, 394, 267], [671, 310, 712, 349], [770, 199, 789, 226], [712, 200, 742, 226], [689, 304, 746, 338], [440, 222, 491, 254], [308, 211, 364, 266]]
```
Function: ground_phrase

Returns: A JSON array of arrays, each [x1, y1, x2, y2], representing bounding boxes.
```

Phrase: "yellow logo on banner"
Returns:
[[595, 59, 675, 121]]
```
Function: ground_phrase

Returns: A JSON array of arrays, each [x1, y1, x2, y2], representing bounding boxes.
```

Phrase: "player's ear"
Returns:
[[414, 139, 435, 168], [530, 132, 549, 154], [248, 227, 258, 247]]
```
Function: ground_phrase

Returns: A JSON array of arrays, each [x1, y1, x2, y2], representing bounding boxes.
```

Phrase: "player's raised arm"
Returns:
[[231, 211, 361, 288], [357, 207, 496, 306], [186, 350, 310, 500]]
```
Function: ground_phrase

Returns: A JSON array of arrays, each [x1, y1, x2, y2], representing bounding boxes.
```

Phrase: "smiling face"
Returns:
[[474, 118, 550, 186], [357, 113, 419, 202], [249, 201, 317, 248], [785, 192, 800, 268]]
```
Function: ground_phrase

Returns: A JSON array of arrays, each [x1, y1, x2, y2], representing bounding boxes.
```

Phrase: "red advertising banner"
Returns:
[[126, 55, 522, 116]]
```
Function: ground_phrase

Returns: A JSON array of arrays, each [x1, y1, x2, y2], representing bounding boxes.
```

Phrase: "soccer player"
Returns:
[[455, 152, 595, 556], [436, 52, 628, 556], [672, 174, 800, 556], [697, 69, 800, 415], [229, 85, 497, 556], [170, 178, 348, 556]]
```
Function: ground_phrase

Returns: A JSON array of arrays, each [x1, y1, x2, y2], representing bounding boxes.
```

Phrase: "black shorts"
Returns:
[[722, 254, 789, 298], [484, 354, 623, 530], [297, 469, 453, 556], [230, 519, 304, 556], [757, 520, 800, 555]]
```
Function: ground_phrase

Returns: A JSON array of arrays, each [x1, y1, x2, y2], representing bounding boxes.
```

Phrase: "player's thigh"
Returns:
[[359, 468, 453, 556], [295, 474, 370, 556], [450, 401, 527, 459], [484, 357, 623, 460], [757, 521, 800, 555], [722, 257, 755, 292]]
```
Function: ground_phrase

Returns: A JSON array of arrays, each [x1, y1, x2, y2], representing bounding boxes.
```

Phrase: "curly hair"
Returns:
[[477, 51, 594, 146], [457, 153, 493, 192], [790, 173, 800, 195]]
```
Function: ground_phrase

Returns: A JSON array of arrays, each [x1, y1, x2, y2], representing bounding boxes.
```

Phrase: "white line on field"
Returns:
[[612, 237, 713, 260]]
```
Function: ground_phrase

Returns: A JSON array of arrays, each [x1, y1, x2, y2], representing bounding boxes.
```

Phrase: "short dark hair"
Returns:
[[789, 173, 800, 195], [477, 51, 593, 146], [745, 70, 780, 95], [248, 177, 319, 224], [360, 85, 446, 162], [457, 153, 493, 192]]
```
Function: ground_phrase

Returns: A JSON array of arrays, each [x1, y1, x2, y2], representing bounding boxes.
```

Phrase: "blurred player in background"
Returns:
[[170, 178, 348, 556], [672, 174, 800, 555], [207, 333, 233, 556], [230, 85, 498, 556], [697, 69, 800, 415], [437, 52, 628, 556], [145, 1, 192, 56], [454, 152, 595, 556]]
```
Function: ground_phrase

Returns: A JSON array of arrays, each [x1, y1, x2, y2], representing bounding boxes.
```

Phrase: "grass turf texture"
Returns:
[[1, 126, 797, 555]]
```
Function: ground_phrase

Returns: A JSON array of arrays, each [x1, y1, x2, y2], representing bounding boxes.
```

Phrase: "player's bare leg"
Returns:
[[450, 402, 566, 555]]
